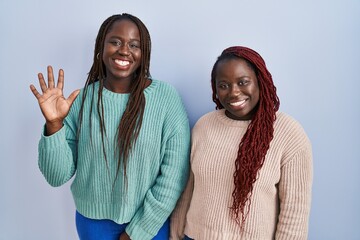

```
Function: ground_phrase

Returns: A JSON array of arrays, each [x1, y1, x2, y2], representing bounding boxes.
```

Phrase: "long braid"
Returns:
[[77, 13, 151, 186], [211, 46, 280, 228], [114, 13, 150, 184]]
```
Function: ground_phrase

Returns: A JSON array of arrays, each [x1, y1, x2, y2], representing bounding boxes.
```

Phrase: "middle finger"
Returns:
[[47, 65, 55, 88]]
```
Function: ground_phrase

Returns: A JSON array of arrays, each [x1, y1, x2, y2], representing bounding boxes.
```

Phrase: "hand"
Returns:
[[30, 66, 80, 135], [119, 232, 131, 240]]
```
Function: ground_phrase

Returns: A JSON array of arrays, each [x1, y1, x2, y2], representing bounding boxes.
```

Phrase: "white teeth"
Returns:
[[114, 59, 130, 66], [229, 100, 246, 106]]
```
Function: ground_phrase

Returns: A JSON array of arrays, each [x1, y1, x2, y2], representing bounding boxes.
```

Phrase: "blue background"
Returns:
[[0, 0, 359, 239]]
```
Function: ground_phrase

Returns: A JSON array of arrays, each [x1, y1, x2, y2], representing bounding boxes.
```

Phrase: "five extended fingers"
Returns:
[[30, 66, 65, 97], [30, 66, 79, 106]]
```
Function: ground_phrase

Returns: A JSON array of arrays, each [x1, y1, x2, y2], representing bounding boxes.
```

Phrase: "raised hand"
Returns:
[[30, 66, 80, 135]]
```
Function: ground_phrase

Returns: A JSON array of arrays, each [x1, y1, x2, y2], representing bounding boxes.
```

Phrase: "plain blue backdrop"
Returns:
[[0, 0, 359, 239]]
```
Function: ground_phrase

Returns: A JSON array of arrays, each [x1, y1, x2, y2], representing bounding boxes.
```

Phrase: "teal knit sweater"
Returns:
[[38, 79, 191, 240]]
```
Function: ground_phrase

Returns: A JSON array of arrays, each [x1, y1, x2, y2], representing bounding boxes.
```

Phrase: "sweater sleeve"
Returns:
[[125, 118, 191, 240], [275, 145, 313, 239], [38, 112, 78, 187], [169, 169, 194, 240]]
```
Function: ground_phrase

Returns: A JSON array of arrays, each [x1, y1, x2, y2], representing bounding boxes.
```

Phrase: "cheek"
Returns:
[[102, 46, 112, 60], [254, 88, 260, 102], [216, 92, 227, 105], [215, 89, 222, 99], [133, 50, 142, 60]]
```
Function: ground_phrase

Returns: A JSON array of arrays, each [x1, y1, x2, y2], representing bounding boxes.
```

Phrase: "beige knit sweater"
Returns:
[[170, 110, 313, 240]]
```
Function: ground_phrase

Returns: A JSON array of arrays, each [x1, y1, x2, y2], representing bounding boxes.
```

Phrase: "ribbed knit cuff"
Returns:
[[38, 124, 75, 187], [126, 222, 153, 240], [39, 125, 66, 150]]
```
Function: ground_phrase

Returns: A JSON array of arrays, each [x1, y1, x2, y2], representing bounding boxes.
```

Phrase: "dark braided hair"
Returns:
[[78, 13, 151, 185], [211, 46, 280, 228]]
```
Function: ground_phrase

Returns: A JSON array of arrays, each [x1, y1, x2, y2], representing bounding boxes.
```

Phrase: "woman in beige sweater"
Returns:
[[170, 46, 313, 240]]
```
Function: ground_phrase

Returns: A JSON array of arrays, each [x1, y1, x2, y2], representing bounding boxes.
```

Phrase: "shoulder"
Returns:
[[149, 79, 179, 96], [148, 79, 186, 111], [192, 110, 219, 133], [274, 112, 312, 158], [149, 79, 189, 130], [74, 82, 97, 101], [195, 110, 218, 126], [275, 112, 308, 137], [71, 82, 97, 107]]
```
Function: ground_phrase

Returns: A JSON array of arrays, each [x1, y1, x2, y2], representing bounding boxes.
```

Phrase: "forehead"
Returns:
[[106, 19, 140, 38], [216, 58, 255, 77]]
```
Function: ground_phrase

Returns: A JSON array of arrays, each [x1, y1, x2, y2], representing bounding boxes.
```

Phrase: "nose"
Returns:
[[229, 84, 241, 97], [118, 44, 130, 56]]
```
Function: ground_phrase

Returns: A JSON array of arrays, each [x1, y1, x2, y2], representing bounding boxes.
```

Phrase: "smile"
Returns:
[[229, 99, 246, 106], [114, 59, 130, 66]]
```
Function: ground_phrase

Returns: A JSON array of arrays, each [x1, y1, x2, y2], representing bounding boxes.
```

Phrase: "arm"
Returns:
[[169, 169, 194, 240], [30, 66, 80, 187], [275, 147, 313, 240], [38, 120, 78, 187], [125, 119, 191, 240]]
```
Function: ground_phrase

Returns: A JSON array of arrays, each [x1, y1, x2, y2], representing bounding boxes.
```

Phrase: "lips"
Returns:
[[114, 59, 130, 67], [229, 99, 246, 107]]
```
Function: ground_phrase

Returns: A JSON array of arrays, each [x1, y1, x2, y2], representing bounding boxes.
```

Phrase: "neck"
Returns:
[[104, 77, 152, 94], [104, 78, 132, 93]]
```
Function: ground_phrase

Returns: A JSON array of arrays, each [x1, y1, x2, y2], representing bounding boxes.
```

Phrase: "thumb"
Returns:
[[67, 89, 80, 105]]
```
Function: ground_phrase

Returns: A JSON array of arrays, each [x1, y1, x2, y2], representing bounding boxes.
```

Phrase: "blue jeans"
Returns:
[[76, 211, 169, 240], [184, 236, 194, 240]]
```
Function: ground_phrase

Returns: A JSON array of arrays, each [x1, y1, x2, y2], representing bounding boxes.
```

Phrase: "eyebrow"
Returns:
[[107, 36, 140, 41], [216, 76, 251, 81]]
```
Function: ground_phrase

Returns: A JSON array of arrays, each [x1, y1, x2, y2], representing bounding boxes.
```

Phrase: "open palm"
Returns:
[[30, 66, 80, 132]]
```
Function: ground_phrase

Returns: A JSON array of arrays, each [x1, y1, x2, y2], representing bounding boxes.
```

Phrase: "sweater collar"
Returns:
[[97, 79, 159, 99], [216, 109, 251, 128]]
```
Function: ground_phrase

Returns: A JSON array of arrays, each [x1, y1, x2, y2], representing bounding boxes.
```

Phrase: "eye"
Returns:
[[129, 41, 141, 49], [110, 40, 122, 47], [238, 79, 249, 86], [217, 82, 229, 89]]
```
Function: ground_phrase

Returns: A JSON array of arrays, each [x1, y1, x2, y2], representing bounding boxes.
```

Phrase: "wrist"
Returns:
[[45, 121, 63, 136]]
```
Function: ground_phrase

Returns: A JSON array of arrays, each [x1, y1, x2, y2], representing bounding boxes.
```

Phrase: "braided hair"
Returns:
[[78, 13, 151, 185], [211, 46, 280, 227]]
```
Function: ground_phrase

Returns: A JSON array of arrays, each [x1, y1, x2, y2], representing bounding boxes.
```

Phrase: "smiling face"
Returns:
[[102, 19, 141, 85], [215, 58, 260, 120]]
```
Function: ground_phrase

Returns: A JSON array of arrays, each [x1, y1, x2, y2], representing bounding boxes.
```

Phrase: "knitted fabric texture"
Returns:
[[38, 79, 191, 240], [170, 109, 312, 240]]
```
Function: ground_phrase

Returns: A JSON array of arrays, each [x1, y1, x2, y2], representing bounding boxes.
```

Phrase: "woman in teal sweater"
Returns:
[[30, 13, 190, 240]]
